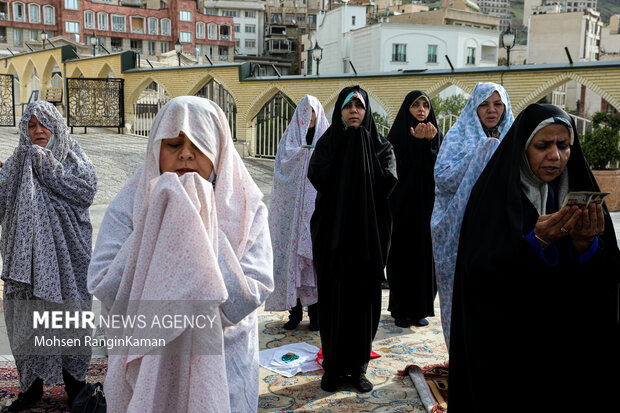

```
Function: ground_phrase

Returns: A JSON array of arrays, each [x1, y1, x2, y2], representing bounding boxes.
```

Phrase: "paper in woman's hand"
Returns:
[[561, 191, 610, 209]]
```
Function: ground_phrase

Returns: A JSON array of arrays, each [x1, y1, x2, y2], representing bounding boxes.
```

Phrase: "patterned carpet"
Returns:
[[258, 290, 448, 412], [0, 358, 107, 412], [0, 291, 447, 412]]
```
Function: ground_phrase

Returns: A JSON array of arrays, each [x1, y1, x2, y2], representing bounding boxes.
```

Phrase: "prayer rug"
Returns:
[[258, 290, 449, 412], [0, 358, 107, 412]]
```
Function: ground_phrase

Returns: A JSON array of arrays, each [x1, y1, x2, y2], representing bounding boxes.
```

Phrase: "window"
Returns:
[[245, 39, 256, 48], [148, 17, 158, 35], [43, 6, 54, 25], [234, 24, 240, 33], [161, 18, 170, 36], [179, 10, 191, 21], [29, 29, 37, 41], [308, 14, 316, 25], [84, 10, 94, 29], [13, 2, 24, 22], [392, 44, 406, 62], [97, 12, 108, 30], [64, 0, 78, 10], [235, 39, 239, 47], [219, 46, 228, 59], [130, 39, 141, 52], [160, 41, 168, 53], [204, 8, 217, 16], [111, 37, 122, 52], [111, 14, 125, 32], [207, 23, 217, 40], [245, 11, 256, 18], [148, 41, 156, 55], [297, 14, 305, 23], [352, 16, 356, 25], [13, 28, 22, 46], [65, 21, 79, 33], [196, 22, 205, 39], [245, 24, 256, 33], [131, 16, 145, 33], [466, 47, 476, 64], [427, 45, 437, 63], [180, 31, 191, 43], [223, 10, 239, 17], [28, 4, 40, 23], [271, 13, 282, 24]]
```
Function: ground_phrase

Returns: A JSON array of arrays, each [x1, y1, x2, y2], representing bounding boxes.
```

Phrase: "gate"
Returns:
[[0, 74, 15, 126], [66, 78, 124, 133], [253, 92, 296, 158], [195, 79, 237, 140]]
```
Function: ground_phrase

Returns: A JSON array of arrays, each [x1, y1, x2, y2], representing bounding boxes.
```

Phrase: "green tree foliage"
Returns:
[[430, 94, 468, 119], [581, 112, 620, 169], [373, 112, 390, 136]]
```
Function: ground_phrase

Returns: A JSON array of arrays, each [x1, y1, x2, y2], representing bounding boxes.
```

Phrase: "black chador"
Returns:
[[448, 104, 620, 411], [385, 90, 442, 327], [308, 86, 397, 392]]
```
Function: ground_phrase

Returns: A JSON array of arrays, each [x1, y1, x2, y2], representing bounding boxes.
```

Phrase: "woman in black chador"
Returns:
[[448, 103, 619, 411], [386, 91, 442, 328], [308, 86, 397, 393]]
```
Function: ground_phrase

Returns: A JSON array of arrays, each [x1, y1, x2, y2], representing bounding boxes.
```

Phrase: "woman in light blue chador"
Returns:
[[431, 82, 514, 348]]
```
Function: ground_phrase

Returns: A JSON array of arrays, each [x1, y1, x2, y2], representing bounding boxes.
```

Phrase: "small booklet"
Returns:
[[561, 191, 610, 209]]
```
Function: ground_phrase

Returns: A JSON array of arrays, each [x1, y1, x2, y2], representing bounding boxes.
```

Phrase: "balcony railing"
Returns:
[[220, 34, 231, 41], [219, 54, 229, 61], [0, 12, 9, 21], [131, 28, 144, 34]]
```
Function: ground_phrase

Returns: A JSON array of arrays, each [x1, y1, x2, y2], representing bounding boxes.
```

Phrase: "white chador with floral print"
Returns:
[[88, 96, 274, 412]]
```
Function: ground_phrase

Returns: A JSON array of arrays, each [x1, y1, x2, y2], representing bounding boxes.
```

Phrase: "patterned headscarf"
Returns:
[[430, 82, 514, 348], [0, 101, 97, 301], [265, 95, 329, 310]]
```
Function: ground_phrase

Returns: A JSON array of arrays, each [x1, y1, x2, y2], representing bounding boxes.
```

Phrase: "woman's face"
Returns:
[[526, 123, 571, 182], [309, 110, 316, 128], [409, 97, 430, 122], [159, 132, 214, 180], [28, 115, 52, 147], [341, 98, 366, 128], [477, 91, 505, 129]]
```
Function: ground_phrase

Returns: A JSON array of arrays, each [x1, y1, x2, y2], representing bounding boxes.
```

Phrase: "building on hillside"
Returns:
[[301, 3, 499, 78], [0, 0, 235, 64], [564, 0, 597, 12], [527, 8, 605, 116], [473, 0, 511, 32], [202, 0, 265, 56], [388, 0, 499, 30]]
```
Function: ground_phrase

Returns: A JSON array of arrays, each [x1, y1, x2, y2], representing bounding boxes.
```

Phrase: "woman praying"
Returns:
[[386, 90, 442, 328], [87, 96, 274, 412], [0, 101, 97, 411], [265, 95, 329, 331], [308, 86, 397, 393], [430, 82, 514, 347], [448, 103, 619, 411]]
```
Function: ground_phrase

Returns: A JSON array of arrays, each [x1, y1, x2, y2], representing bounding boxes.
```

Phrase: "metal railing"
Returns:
[[569, 114, 592, 136]]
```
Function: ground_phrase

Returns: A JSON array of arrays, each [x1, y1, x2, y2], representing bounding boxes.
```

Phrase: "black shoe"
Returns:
[[283, 318, 301, 330], [320, 372, 339, 392], [394, 317, 411, 328], [63, 369, 86, 407], [351, 373, 373, 393], [8, 378, 43, 412], [309, 318, 319, 331], [413, 318, 429, 327]]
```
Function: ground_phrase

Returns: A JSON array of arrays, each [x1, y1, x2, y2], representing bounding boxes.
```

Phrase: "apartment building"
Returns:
[[0, 0, 235, 63], [475, 0, 511, 32], [264, 0, 321, 57], [202, 0, 265, 56]]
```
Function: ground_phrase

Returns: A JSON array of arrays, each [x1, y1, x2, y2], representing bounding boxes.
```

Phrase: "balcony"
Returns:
[[0, 12, 8, 21], [219, 54, 230, 61], [220, 34, 231, 41]]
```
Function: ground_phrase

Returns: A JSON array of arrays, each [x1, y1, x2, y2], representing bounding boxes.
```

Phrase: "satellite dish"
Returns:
[[292, 19, 296, 24]]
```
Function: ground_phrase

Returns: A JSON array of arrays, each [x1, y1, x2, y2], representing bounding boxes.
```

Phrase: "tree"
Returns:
[[430, 94, 468, 134], [373, 112, 390, 136], [581, 112, 620, 170]]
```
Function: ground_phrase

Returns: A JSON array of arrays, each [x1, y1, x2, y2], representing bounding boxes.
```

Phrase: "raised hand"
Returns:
[[570, 202, 605, 253], [534, 205, 580, 249]]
